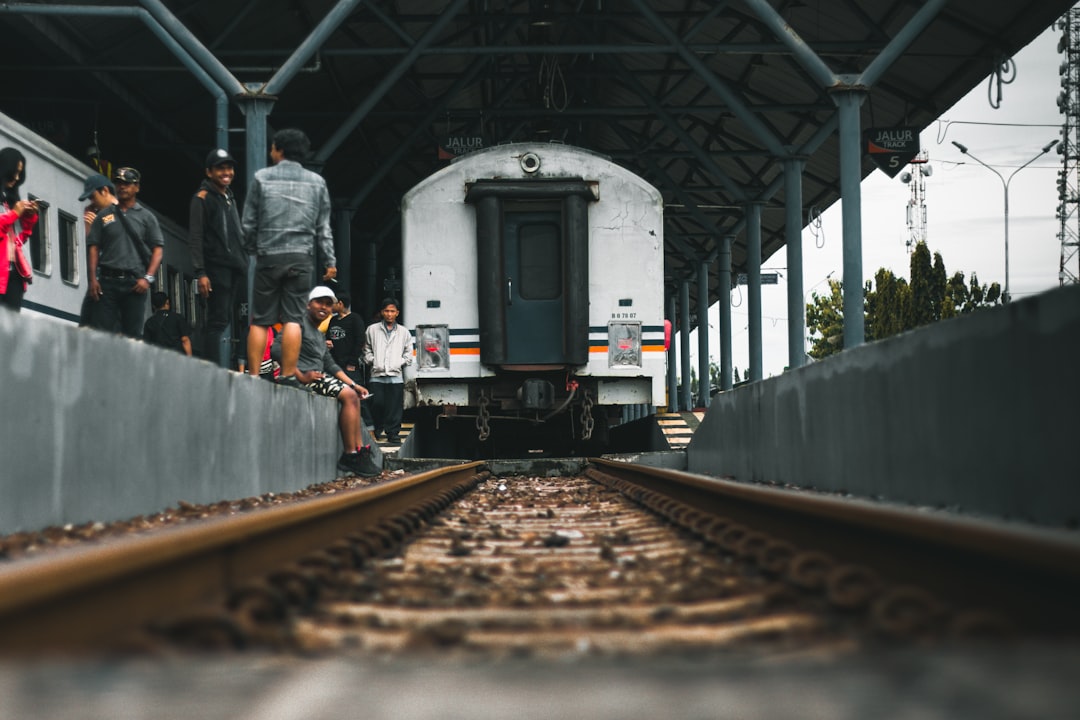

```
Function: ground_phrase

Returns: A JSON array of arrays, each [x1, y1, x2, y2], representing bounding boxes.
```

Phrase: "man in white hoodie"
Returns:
[[363, 297, 414, 444]]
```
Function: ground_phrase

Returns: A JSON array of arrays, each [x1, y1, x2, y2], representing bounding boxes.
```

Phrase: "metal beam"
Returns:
[[607, 55, 748, 203], [263, 0, 365, 95], [632, 0, 789, 158], [1, 3, 231, 149], [342, 16, 524, 209], [314, 0, 470, 165]]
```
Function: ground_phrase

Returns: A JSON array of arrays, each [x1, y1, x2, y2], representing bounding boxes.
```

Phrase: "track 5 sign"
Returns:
[[864, 127, 920, 178]]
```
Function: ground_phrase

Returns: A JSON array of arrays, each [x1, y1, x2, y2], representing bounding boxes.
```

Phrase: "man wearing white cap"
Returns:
[[271, 285, 378, 477]]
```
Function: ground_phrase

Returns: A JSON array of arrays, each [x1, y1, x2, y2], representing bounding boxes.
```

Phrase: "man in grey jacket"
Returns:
[[363, 297, 414, 444], [242, 128, 337, 385]]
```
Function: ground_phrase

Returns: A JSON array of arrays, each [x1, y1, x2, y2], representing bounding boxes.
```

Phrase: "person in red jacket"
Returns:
[[0, 148, 40, 312]]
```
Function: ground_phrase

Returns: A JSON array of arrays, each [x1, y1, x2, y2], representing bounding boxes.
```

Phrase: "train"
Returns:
[[401, 142, 669, 458], [0, 111, 205, 343]]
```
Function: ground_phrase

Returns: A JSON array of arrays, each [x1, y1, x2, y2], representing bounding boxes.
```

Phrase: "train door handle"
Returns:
[[507, 278, 512, 305]]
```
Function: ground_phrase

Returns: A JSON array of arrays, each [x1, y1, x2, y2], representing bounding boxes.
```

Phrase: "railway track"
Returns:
[[1, 460, 1078, 658]]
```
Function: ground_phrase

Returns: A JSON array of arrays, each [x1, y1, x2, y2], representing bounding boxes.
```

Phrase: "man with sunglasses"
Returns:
[[84, 166, 164, 338]]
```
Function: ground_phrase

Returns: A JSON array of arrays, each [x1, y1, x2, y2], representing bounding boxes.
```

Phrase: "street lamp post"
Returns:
[[951, 139, 1059, 303]]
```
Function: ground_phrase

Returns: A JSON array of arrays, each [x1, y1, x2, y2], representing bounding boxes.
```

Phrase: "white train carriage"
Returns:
[[1, 111, 201, 334], [402, 143, 667, 456]]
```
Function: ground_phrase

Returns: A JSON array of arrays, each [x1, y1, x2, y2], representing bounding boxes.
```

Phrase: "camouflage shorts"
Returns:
[[305, 375, 347, 398]]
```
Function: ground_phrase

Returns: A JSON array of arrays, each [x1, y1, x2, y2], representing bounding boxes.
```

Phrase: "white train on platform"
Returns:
[[402, 142, 669, 457], [0, 111, 200, 333]]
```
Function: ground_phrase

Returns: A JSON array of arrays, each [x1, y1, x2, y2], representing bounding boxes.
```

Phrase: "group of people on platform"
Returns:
[[0, 128, 414, 478]]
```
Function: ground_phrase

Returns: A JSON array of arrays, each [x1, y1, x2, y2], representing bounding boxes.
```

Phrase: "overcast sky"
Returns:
[[689, 21, 1067, 383]]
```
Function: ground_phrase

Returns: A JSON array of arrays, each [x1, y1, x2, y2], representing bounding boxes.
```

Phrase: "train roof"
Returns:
[[403, 141, 662, 203], [1, 1, 1072, 308]]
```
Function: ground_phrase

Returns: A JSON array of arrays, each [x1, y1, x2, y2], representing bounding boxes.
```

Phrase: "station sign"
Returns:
[[864, 126, 920, 178], [438, 135, 484, 160], [737, 272, 779, 285]]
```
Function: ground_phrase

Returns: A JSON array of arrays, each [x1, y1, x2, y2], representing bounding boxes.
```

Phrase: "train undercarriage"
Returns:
[[400, 372, 670, 460]]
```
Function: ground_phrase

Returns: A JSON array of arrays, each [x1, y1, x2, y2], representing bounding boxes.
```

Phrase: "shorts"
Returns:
[[251, 253, 313, 326], [306, 375, 347, 398]]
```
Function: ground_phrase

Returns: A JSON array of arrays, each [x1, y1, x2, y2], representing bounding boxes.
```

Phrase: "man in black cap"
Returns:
[[83, 168, 164, 338], [188, 148, 246, 368]]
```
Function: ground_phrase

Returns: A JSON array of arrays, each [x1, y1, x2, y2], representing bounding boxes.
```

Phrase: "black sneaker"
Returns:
[[276, 375, 310, 391], [340, 446, 379, 478]]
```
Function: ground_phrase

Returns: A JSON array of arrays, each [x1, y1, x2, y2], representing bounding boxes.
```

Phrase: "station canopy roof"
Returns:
[[2, 0, 1074, 308]]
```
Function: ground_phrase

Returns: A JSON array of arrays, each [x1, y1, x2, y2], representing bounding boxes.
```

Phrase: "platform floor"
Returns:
[[656, 411, 704, 449], [373, 422, 413, 456], [4, 648, 1078, 719]]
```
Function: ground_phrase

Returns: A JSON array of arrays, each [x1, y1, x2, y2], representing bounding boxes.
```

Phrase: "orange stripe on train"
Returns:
[[589, 345, 666, 352]]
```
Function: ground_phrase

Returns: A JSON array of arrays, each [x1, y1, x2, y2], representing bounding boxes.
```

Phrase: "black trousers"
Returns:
[[0, 264, 25, 311], [203, 265, 246, 368], [369, 381, 404, 439], [92, 275, 147, 338]]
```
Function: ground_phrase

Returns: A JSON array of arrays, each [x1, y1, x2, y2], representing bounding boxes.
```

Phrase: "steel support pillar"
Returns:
[[697, 261, 711, 407], [834, 87, 866, 348], [746, 202, 764, 381], [785, 158, 807, 369], [718, 236, 733, 391], [666, 293, 678, 410], [334, 207, 353, 297], [679, 279, 692, 411], [238, 91, 275, 339]]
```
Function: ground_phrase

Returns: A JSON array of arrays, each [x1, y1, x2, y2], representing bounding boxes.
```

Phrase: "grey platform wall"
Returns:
[[0, 309, 355, 534], [688, 284, 1080, 527]]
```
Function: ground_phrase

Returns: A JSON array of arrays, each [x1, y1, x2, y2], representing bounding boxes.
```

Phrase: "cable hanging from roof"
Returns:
[[539, 55, 568, 112], [807, 205, 826, 249], [987, 54, 1017, 110]]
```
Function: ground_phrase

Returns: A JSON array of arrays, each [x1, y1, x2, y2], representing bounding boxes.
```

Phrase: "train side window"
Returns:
[[184, 273, 199, 325], [169, 266, 183, 311], [28, 209, 50, 275], [58, 211, 78, 284], [517, 220, 561, 300], [165, 265, 196, 324]]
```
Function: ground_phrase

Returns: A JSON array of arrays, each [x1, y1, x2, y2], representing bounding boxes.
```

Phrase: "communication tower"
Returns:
[[900, 150, 931, 253], [1057, 9, 1080, 286]]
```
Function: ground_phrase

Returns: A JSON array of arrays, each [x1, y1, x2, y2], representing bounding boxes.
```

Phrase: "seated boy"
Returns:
[[272, 286, 378, 477]]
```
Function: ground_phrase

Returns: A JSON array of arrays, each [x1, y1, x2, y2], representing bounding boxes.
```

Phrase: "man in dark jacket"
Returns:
[[143, 291, 192, 356], [188, 148, 247, 368]]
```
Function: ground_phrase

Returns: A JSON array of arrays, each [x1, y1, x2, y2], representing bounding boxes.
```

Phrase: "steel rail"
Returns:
[[0, 462, 484, 655], [588, 459, 1080, 636]]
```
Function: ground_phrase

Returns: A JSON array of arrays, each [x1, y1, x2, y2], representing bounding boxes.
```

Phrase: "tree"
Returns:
[[806, 241, 1001, 355], [805, 278, 846, 360], [908, 241, 934, 327], [708, 361, 723, 391], [866, 268, 911, 340]]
